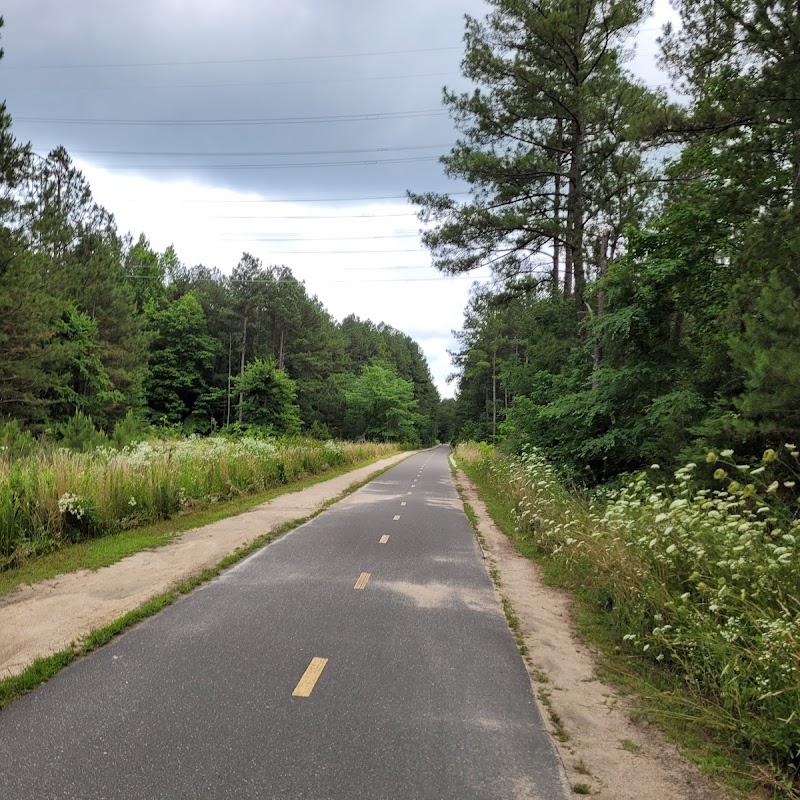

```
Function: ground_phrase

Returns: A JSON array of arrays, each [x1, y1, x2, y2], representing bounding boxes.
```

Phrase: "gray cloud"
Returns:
[[2, 0, 488, 199]]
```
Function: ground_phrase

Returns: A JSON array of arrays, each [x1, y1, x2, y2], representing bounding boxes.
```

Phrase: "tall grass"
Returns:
[[457, 442, 800, 796], [0, 437, 397, 566]]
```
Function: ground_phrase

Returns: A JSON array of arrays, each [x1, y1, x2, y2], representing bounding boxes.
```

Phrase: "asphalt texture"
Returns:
[[0, 446, 569, 799]]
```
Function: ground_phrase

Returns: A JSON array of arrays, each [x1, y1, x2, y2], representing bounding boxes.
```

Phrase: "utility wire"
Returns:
[[65, 143, 453, 157], [7, 45, 462, 71], [249, 233, 422, 241], [16, 109, 446, 127], [91, 192, 469, 204], [84, 156, 441, 170], [181, 212, 418, 220], [17, 71, 458, 93], [261, 248, 424, 254]]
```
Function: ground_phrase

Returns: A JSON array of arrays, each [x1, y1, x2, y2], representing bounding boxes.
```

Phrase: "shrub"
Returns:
[[458, 442, 800, 789]]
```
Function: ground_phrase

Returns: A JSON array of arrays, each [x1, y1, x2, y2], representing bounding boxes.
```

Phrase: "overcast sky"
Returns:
[[1, 0, 678, 398]]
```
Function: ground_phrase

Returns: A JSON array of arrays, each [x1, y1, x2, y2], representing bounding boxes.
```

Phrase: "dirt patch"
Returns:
[[455, 467, 726, 800], [0, 453, 411, 678], [375, 578, 497, 612]]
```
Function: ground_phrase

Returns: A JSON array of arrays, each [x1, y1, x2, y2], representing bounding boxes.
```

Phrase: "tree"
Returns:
[[410, 0, 659, 313], [234, 358, 301, 434], [344, 361, 421, 443], [0, 21, 64, 427], [53, 304, 123, 420], [145, 292, 220, 429]]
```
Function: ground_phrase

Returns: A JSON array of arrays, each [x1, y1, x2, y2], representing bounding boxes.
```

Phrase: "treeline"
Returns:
[[0, 23, 439, 446], [421, 0, 800, 482]]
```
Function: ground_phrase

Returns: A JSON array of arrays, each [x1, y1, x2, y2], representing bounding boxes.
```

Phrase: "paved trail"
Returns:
[[0, 446, 568, 799]]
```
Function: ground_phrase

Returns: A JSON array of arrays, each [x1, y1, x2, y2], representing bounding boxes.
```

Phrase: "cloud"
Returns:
[[3, 0, 487, 198], [2, 0, 676, 399]]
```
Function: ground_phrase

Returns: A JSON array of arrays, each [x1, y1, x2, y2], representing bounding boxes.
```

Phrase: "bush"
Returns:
[[0, 436, 398, 567], [458, 442, 800, 790], [58, 412, 108, 452]]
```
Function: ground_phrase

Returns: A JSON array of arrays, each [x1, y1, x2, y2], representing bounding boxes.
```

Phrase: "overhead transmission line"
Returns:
[[95, 192, 467, 204], [65, 143, 452, 157], [82, 156, 441, 170], [19, 71, 458, 93], [17, 109, 446, 127], [6, 45, 462, 71]]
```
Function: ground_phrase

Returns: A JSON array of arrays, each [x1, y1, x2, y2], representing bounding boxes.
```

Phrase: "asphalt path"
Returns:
[[0, 445, 569, 799]]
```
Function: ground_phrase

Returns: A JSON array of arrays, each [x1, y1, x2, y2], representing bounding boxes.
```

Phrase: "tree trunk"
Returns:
[[672, 310, 684, 348], [226, 332, 232, 427], [592, 230, 609, 390], [552, 119, 563, 295], [563, 243, 573, 299], [492, 350, 497, 443], [237, 315, 247, 424], [568, 117, 586, 320]]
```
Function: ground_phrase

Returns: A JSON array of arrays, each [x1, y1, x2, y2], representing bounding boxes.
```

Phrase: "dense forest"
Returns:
[[418, 0, 800, 483], [0, 21, 439, 447]]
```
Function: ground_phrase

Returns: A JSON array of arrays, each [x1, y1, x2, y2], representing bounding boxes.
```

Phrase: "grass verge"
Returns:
[[0, 454, 412, 709], [0, 453, 400, 597], [455, 452, 771, 800]]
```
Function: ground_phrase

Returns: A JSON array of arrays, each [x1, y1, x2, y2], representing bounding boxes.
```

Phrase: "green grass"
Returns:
[[0, 453, 412, 710], [456, 452, 767, 800], [0, 453, 397, 596]]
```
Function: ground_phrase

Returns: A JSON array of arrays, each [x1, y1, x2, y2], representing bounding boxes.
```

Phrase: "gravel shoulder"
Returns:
[[454, 464, 728, 800], [0, 452, 411, 678]]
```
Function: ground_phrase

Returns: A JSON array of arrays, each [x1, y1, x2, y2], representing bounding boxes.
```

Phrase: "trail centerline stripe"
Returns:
[[393, 515, 401, 521], [379, 535, 390, 544], [292, 657, 328, 697], [354, 572, 371, 590]]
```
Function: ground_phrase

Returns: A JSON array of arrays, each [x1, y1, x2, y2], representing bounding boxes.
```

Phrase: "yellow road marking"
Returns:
[[407, 491, 412, 495], [292, 657, 328, 697], [379, 535, 390, 544], [393, 514, 401, 521], [354, 571, 371, 590]]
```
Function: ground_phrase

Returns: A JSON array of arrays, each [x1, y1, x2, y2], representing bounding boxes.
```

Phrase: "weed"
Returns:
[[0, 439, 398, 581], [456, 442, 800, 798]]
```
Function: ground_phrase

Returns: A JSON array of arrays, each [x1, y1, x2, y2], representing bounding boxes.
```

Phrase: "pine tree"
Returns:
[[410, 0, 659, 313]]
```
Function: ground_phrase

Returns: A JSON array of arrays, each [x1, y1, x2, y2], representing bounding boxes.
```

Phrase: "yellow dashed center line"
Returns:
[[292, 657, 328, 697], [379, 535, 390, 544], [354, 571, 371, 590], [407, 491, 412, 495], [401, 501, 407, 506], [393, 514, 401, 521]]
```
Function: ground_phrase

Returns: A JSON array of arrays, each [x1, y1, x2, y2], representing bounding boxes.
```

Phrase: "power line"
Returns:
[[251, 233, 421, 241], [226, 275, 479, 284], [7, 45, 462, 71], [262, 248, 424, 254], [185, 212, 419, 220], [18, 71, 458, 93], [100, 192, 469, 204], [16, 109, 446, 127], [85, 156, 440, 170], [66, 143, 453, 157]]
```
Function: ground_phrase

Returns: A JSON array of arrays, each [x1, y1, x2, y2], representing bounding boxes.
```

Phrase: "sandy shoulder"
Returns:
[[0, 452, 411, 678], [454, 465, 727, 800]]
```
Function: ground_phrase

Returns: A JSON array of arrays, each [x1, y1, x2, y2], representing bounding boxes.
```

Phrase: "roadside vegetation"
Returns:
[[457, 442, 800, 798], [0, 427, 397, 573]]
